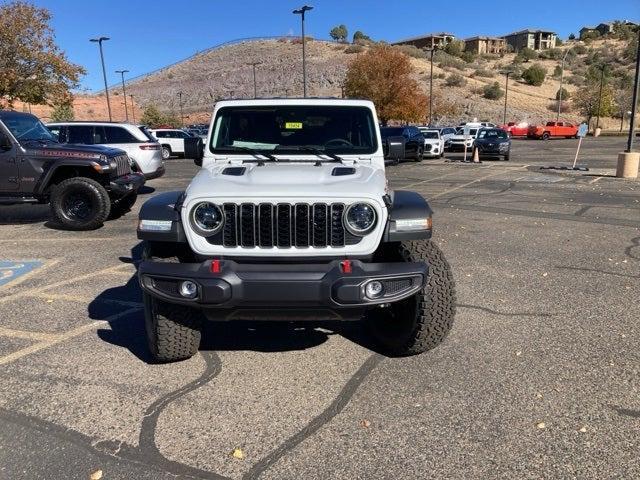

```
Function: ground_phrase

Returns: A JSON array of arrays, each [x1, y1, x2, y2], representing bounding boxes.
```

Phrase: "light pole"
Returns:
[[177, 91, 184, 127], [293, 5, 313, 98], [90, 36, 112, 121], [248, 62, 261, 98], [595, 64, 606, 132], [501, 71, 513, 125], [557, 49, 570, 122], [627, 28, 640, 153], [130, 95, 136, 123], [115, 69, 129, 122], [425, 47, 437, 125]]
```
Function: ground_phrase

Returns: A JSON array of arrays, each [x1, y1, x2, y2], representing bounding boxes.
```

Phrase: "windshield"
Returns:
[[478, 129, 508, 139], [211, 105, 377, 155], [423, 131, 439, 139], [456, 127, 478, 136], [1, 113, 57, 143]]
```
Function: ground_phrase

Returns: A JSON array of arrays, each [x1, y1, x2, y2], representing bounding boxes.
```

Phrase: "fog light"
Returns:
[[179, 280, 198, 299], [365, 281, 384, 299]]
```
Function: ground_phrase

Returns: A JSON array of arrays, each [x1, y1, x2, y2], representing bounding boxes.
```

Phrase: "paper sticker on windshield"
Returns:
[[285, 122, 303, 129]]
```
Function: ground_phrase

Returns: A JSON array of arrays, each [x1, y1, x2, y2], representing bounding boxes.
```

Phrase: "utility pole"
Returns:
[[627, 28, 640, 153], [90, 36, 112, 121], [177, 91, 184, 127], [130, 95, 135, 123], [426, 47, 437, 125], [248, 62, 261, 98], [557, 49, 570, 122], [595, 64, 606, 132], [115, 69, 129, 121], [501, 71, 512, 125], [293, 5, 313, 98]]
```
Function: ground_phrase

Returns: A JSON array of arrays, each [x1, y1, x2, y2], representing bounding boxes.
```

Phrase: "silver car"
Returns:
[[47, 122, 165, 180]]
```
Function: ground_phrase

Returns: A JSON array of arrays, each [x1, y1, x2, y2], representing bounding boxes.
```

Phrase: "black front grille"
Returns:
[[208, 203, 363, 249], [114, 154, 131, 176]]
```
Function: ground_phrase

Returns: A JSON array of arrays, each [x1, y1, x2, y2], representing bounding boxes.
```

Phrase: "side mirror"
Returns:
[[184, 137, 204, 167]]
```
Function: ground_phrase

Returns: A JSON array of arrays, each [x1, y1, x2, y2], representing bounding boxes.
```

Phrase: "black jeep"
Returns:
[[0, 111, 144, 230]]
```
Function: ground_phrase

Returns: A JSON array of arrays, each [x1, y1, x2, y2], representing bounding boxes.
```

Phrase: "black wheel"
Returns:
[[50, 177, 111, 230], [143, 293, 202, 362], [440, 149, 445, 158], [504, 154, 510, 161], [415, 147, 423, 162], [542, 132, 550, 140], [142, 242, 201, 362], [109, 192, 138, 219], [161, 145, 172, 160], [366, 240, 456, 356]]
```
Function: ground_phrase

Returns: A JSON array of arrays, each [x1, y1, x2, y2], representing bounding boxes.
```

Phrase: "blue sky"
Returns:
[[29, 0, 640, 91]]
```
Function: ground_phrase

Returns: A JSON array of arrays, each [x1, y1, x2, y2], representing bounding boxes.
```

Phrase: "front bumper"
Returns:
[[448, 142, 473, 152], [109, 173, 145, 197], [138, 259, 427, 310]]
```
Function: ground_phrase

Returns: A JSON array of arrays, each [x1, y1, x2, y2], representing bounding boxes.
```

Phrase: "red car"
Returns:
[[527, 121, 578, 140], [500, 122, 529, 137]]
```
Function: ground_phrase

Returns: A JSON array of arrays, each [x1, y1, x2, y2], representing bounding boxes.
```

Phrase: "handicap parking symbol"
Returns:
[[0, 261, 43, 287]]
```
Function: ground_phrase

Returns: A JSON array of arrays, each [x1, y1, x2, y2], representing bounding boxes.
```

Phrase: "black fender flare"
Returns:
[[382, 190, 433, 242], [137, 190, 187, 243], [34, 159, 102, 195]]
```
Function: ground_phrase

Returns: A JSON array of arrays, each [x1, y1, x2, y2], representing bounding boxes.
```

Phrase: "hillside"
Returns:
[[80, 36, 638, 128]]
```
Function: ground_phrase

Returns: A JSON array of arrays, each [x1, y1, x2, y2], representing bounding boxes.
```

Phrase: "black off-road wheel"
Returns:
[[142, 242, 202, 362], [414, 147, 424, 162], [50, 177, 111, 230], [366, 240, 456, 356]]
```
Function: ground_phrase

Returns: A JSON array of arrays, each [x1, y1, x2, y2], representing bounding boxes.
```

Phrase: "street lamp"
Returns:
[[115, 69, 129, 122], [247, 62, 261, 98], [595, 64, 607, 132], [424, 47, 438, 126], [90, 36, 112, 121], [557, 49, 570, 122], [500, 71, 513, 125], [177, 91, 185, 127], [293, 5, 313, 98]]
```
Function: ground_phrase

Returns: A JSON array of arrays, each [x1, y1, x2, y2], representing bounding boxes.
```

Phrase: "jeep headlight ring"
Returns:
[[190, 202, 224, 236], [343, 203, 377, 236]]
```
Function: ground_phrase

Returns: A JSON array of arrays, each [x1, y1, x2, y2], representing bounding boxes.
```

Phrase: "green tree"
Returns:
[[516, 47, 538, 62], [329, 24, 348, 43], [555, 87, 570, 101], [50, 102, 74, 121], [574, 83, 615, 123], [140, 104, 177, 127], [444, 40, 465, 57], [0, 1, 85, 107], [344, 45, 427, 124], [483, 82, 503, 100], [352, 31, 371, 43], [522, 63, 547, 86], [568, 33, 576, 40]]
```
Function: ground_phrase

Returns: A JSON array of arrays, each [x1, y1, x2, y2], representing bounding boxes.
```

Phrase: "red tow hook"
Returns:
[[340, 260, 352, 274], [211, 259, 221, 273]]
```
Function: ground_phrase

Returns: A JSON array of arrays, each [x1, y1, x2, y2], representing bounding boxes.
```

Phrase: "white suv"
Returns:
[[418, 127, 445, 158], [149, 129, 191, 159], [47, 122, 165, 180], [135, 98, 456, 362]]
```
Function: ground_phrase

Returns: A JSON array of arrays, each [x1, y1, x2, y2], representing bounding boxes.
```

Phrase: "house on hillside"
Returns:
[[580, 20, 638, 39], [392, 32, 456, 50], [464, 36, 507, 54], [503, 29, 557, 51]]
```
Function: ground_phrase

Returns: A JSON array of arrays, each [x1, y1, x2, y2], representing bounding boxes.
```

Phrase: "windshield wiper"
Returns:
[[224, 145, 278, 163], [292, 146, 344, 164]]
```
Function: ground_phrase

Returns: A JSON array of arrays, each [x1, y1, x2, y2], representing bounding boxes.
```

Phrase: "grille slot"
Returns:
[[114, 154, 131, 176], [207, 202, 364, 249]]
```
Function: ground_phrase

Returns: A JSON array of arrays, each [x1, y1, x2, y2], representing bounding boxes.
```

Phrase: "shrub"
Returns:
[[435, 51, 467, 70], [555, 87, 571, 101], [567, 75, 585, 86], [547, 101, 572, 112], [436, 72, 446, 79], [352, 30, 371, 43], [516, 47, 538, 62], [445, 73, 467, 87], [51, 103, 74, 121], [553, 65, 563, 78], [572, 44, 588, 55], [538, 48, 562, 60], [460, 51, 476, 63], [393, 44, 426, 59], [483, 82, 503, 100], [472, 68, 494, 78], [344, 45, 364, 54], [444, 40, 465, 57], [522, 63, 547, 86]]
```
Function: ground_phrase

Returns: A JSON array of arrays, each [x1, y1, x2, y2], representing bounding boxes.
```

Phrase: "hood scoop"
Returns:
[[331, 166, 356, 176], [221, 166, 247, 176]]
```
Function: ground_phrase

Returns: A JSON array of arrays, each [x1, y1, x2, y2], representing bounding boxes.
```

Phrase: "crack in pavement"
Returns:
[[242, 353, 384, 480], [457, 303, 558, 317]]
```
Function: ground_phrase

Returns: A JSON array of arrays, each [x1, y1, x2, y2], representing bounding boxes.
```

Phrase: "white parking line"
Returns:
[[0, 326, 59, 342]]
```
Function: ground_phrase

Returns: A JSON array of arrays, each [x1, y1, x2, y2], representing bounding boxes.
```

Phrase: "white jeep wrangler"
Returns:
[[136, 98, 455, 362]]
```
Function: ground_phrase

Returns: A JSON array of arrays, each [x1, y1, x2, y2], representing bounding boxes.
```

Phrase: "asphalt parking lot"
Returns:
[[0, 136, 638, 479]]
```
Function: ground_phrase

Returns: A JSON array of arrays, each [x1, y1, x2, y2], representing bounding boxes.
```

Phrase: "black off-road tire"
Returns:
[[143, 293, 202, 362], [366, 240, 456, 356], [109, 192, 138, 219], [50, 177, 111, 230], [414, 147, 423, 162]]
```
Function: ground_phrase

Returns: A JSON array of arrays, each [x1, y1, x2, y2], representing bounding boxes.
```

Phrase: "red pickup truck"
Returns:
[[527, 121, 578, 140], [500, 122, 530, 137]]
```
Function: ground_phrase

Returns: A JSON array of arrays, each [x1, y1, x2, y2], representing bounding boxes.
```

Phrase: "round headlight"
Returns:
[[190, 202, 224, 236], [344, 203, 377, 236]]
